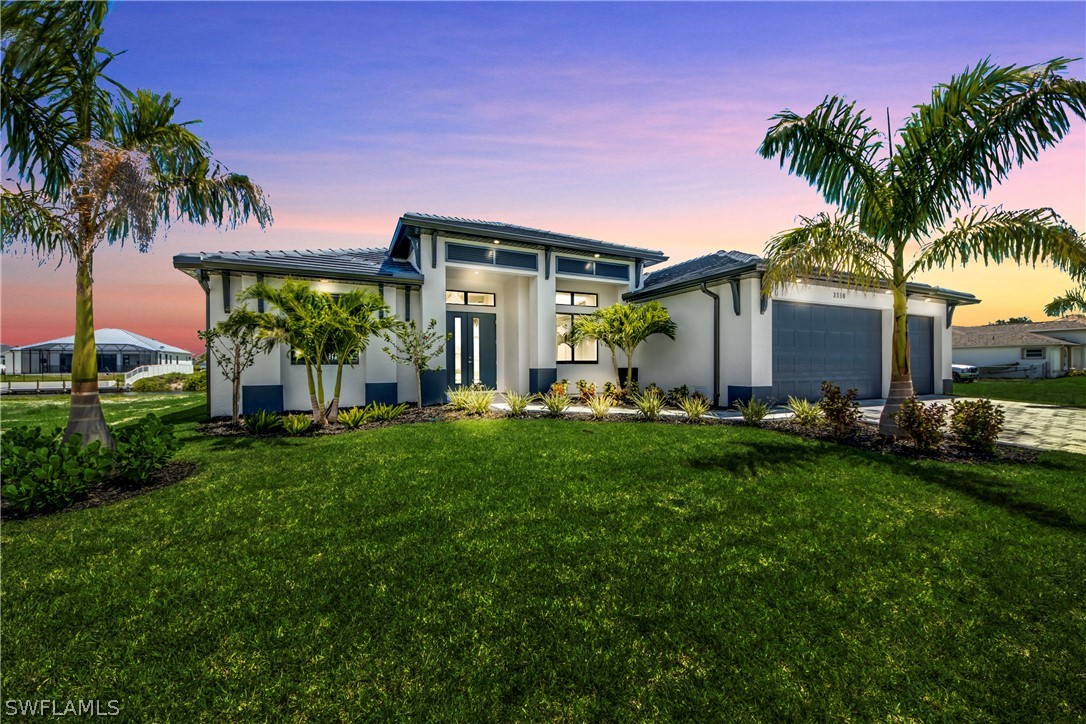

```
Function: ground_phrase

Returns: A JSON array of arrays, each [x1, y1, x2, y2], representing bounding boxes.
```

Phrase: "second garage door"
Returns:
[[907, 315, 934, 395], [772, 301, 883, 401]]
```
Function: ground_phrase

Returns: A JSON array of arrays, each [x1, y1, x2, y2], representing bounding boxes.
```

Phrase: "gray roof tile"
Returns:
[[174, 247, 423, 283]]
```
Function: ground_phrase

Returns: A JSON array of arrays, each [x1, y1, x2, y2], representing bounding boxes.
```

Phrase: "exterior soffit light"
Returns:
[[593, 253, 601, 258]]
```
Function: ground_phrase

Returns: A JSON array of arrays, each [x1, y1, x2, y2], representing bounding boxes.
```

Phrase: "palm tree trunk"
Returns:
[[64, 252, 114, 448], [878, 283, 914, 437], [304, 360, 323, 424], [609, 344, 620, 383], [315, 363, 327, 424], [624, 347, 635, 391], [327, 360, 345, 423]]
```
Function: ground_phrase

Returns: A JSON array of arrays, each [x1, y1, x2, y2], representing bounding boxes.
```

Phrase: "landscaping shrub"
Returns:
[[666, 385, 691, 406], [576, 379, 596, 400], [243, 410, 282, 435], [447, 386, 475, 411], [131, 372, 190, 392], [820, 381, 861, 439], [1, 427, 112, 512], [632, 389, 665, 421], [112, 413, 182, 484], [1068, 368, 1086, 378], [367, 402, 409, 421], [338, 407, 372, 429], [282, 414, 313, 435], [548, 379, 570, 396], [644, 383, 664, 402], [678, 395, 710, 422], [587, 394, 614, 420], [602, 381, 622, 402], [182, 370, 207, 391], [895, 396, 946, 451], [540, 391, 571, 417], [503, 391, 534, 417], [464, 388, 496, 416], [950, 398, 1005, 453], [787, 396, 823, 429], [735, 397, 769, 425]]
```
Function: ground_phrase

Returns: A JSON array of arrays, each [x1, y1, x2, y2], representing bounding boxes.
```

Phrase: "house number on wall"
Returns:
[[833, 292, 847, 299]]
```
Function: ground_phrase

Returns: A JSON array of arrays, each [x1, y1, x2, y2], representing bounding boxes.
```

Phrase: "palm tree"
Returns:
[[758, 57, 1086, 436], [323, 290, 394, 423], [1046, 260, 1086, 316], [575, 302, 677, 388], [1, 2, 272, 447]]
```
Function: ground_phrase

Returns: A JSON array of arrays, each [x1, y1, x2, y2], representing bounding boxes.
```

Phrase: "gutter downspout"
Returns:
[[699, 283, 721, 408]]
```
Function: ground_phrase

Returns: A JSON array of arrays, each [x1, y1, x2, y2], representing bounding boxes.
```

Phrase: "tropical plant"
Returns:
[[338, 406, 372, 429], [678, 395, 711, 422], [819, 382, 862, 439], [241, 280, 391, 424], [281, 414, 313, 436], [549, 379, 570, 396], [462, 388, 496, 416], [446, 386, 476, 412], [786, 396, 823, 429], [382, 318, 450, 409], [574, 302, 677, 389], [949, 398, 1005, 453], [666, 385, 691, 406], [366, 402, 409, 422], [1045, 264, 1086, 316], [242, 410, 281, 435], [503, 391, 534, 417], [587, 393, 614, 420], [576, 379, 596, 400], [540, 391, 571, 417], [112, 413, 181, 484], [198, 308, 264, 424], [1, 2, 271, 447], [735, 397, 770, 425], [758, 58, 1086, 436], [0, 426, 112, 512], [632, 389, 665, 421], [181, 369, 207, 392], [894, 396, 946, 451]]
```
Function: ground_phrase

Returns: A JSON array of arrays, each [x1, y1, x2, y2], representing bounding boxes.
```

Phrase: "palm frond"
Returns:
[[894, 57, 1086, 234], [1044, 286, 1086, 317], [758, 96, 890, 231], [912, 206, 1086, 276], [0, 185, 77, 259], [761, 213, 889, 293]]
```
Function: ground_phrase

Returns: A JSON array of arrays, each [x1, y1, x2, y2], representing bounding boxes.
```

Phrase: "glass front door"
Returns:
[[446, 311, 497, 389]]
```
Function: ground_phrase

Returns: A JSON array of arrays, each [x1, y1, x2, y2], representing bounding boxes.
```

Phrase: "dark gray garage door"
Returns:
[[772, 301, 882, 401], [907, 315, 934, 395]]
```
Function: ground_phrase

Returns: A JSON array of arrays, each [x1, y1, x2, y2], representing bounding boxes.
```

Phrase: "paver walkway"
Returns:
[[494, 395, 1086, 455]]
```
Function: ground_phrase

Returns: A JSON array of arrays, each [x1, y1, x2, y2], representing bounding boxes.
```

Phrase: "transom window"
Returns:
[[289, 350, 358, 366], [555, 290, 598, 307], [556, 313, 598, 364], [1022, 348, 1044, 359], [446, 290, 496, 306]]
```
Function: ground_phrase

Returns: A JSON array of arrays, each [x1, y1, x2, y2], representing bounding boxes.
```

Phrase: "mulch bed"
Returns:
[[1, 460, 200, 521]]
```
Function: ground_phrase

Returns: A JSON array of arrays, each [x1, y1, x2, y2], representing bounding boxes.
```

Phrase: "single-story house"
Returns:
[[953, 315, 1086, 378], [174, 212, 977, 417], [6, 329, 193, 375]]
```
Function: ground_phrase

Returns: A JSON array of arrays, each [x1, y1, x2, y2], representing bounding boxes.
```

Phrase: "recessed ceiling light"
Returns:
[[593, 253, 601, 258], [493, 240, 501, 244]]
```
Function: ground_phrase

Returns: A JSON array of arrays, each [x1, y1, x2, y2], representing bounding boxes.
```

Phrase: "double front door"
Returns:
[[446, 311, 497, 389]]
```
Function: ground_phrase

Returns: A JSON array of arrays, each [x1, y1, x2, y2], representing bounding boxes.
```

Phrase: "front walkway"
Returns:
[[493, 395, 1086, 455]]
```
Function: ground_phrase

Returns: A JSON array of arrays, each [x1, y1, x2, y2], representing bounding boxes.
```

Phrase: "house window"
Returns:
[[1022, 348, 1044, 360], [446, 290, 496, 306], [556, 313, 598, 363], [555, 291, 598, 307], [289, 350, 359, 366]]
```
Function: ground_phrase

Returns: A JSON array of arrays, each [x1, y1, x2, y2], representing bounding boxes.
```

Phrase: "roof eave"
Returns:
[[172, 254, 424, 287]]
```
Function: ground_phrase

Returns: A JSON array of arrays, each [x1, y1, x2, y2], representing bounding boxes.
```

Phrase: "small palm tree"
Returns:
[[575, 302, 677, 388], [758, 57, 1086, 436], [1, 2, 271, 447], [323, 290, 394, 423]]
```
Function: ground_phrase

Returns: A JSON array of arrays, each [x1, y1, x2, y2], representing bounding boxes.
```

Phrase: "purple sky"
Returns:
[[3, 1, 1084, 351]]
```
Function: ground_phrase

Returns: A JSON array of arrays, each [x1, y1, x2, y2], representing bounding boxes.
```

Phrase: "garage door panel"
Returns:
[[772, 301, 883, 402], [907, 315, 934, 395]]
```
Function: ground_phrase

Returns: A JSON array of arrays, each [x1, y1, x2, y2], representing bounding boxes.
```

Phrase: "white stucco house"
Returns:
[[5, 329, 193, 375], [174, 213, 977, 417], [953, 316, 1086, 378]]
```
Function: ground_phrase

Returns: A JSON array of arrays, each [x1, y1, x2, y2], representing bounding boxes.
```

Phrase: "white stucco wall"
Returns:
[[953, 345, 1064, 378]]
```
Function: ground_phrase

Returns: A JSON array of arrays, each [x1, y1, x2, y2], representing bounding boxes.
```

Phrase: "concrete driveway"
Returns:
[[859, 396, 1086, 455]]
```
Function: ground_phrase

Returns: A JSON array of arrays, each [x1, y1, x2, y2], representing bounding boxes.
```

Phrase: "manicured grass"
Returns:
[[2, 394, 1084, 719], [0, 392, 203, 431], [955, 376, 1086, 407]]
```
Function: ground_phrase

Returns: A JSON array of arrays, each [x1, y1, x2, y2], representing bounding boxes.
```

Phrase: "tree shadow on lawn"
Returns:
[[686, 439, 822, 480], [207, 435, 305, 451]]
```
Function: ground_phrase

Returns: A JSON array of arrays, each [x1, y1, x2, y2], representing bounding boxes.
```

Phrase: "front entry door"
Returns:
[[446, 311, 497, 389]]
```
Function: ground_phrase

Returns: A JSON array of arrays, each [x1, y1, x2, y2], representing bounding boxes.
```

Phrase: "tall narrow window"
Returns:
[[472, 317, 482, 385], [454, 317, 463, 384]]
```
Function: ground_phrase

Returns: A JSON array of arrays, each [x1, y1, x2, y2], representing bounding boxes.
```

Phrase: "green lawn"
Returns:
[[955, 376, 1086, 407], [2, 395, 1084, 719]]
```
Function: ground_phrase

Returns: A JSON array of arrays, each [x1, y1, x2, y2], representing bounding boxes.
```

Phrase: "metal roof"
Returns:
[[10, 328, 191, 355], [173, 247, 424, 284], [627, 249, 979, 304], [390, 212, 668, 264]]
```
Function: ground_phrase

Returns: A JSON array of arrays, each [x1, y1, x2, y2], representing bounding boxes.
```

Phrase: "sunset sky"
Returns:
[[2, 1, 1084, 352]]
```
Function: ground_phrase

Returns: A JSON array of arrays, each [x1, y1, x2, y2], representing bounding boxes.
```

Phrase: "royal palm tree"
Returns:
[[575, 302, 677, 388], [758, 57, 1086, 436], [1, 2, 272, 447]]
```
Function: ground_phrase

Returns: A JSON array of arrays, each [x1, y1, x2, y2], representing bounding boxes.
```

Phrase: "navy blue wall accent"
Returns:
[[421, 370, 445, 405], [256, 273, 264, 312], [242, 385, 284, 415], [942, 378, 954, 395], [726, 385, 774, 407], [404, 287, 411, 321], [617, 367, 639, 387], [366, 382, 398, 404], [222, 272, 232, 312], [529, 367, 558, 394]]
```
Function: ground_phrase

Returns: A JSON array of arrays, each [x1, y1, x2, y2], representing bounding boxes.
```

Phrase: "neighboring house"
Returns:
[[0, 343, 11, 374], [174, 212, 977, 416], [6, 329, 193, 375], [953, 315, 1086, 378]]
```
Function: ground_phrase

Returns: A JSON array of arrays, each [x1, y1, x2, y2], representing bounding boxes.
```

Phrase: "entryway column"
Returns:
[[529, 254, 558, 393]]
